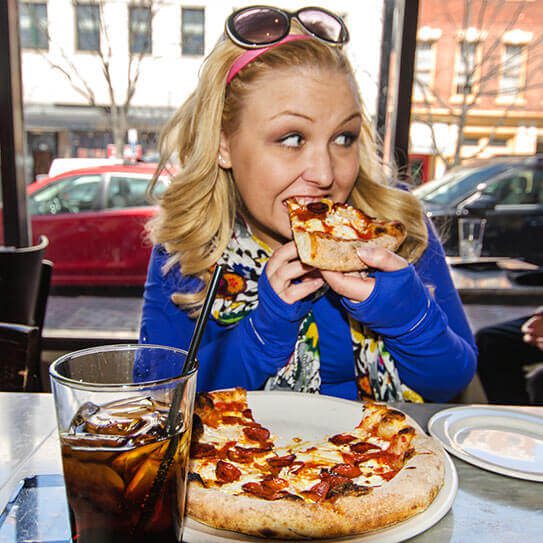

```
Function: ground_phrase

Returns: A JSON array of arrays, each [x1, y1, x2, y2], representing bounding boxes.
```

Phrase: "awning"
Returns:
[[24, 104, 176, 132]]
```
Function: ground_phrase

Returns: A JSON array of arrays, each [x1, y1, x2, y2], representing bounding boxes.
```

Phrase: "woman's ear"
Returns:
[[218, 131, 232, 169]]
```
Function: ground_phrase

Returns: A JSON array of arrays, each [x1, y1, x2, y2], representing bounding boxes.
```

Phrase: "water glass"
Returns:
[[458, 218, 486, 260]]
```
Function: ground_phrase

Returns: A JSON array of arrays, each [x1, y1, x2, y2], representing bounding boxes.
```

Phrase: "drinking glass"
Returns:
[[458, 218, 487, 260], [49, 344, 197, 543]]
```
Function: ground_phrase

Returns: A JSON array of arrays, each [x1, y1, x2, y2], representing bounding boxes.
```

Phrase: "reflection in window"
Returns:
[[455, 41, 477, 95], [182, 8, 205, 56], [500, 44, 524, 96], [129, 6, 152, 54], [413, 42, 435, 101], [29, 175, 102, 215], [19, 2, 48, 50], [107, 176, 168, 209], [76, 4, 101, 52]]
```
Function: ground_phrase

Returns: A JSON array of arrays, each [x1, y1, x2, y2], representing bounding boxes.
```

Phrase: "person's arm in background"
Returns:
[[324, 223, 477, 402], [522, 306, 543, 351], [139, 246, 312, 391]]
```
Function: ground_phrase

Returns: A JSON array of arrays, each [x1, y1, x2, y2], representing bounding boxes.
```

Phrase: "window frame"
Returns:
[[19, 1, 48, 51], [75, 3, 101, 53], [129, 5, 152, 55], [181, 6, 205, 56]]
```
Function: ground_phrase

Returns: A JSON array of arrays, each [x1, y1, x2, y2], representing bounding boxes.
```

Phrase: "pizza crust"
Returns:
[[292, 229, 405, 272], [186, 420, 446, 539]]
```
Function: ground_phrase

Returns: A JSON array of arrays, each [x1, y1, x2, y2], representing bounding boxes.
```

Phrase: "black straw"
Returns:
[[133, 264, 224, 534], [182, 264, 224, 375]]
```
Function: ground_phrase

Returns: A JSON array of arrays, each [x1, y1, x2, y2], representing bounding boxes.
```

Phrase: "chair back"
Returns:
[[0, 236, 49, 327]]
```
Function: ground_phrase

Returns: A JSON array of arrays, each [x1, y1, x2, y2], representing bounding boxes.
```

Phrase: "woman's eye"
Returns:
[[279, 134, 304, 148], [334, 132, 358, 147]]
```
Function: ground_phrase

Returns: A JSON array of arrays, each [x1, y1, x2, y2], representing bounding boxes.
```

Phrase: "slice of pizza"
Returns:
[[287, 198, 407, 272], [186, 389, 445, 540]]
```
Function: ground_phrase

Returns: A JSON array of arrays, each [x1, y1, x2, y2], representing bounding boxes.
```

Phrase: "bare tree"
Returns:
[[413, 0, 543, 170], [36, 0, 162, 157]]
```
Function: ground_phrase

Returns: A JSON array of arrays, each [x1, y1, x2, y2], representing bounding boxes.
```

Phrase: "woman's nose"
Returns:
[[301, 148, 334, 187]]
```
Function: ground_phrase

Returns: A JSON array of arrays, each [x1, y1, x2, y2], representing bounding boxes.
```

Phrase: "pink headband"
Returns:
[[226, 34, 312, 85]]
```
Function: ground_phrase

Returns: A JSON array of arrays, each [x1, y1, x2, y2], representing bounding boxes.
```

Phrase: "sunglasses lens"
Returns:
[[297, 9, 348, 43], [231, 7, 289, 45]]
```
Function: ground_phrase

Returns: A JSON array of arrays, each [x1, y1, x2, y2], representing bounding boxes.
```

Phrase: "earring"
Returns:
[[218, 154, 224, 164]]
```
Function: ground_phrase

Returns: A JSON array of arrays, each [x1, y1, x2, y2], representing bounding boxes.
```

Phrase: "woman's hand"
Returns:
[[321, 246, 408, 302], [266, 242, 324, 304]]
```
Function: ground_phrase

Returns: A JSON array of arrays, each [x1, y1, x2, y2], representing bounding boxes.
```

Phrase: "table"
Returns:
[[0, 393, 541, 542]]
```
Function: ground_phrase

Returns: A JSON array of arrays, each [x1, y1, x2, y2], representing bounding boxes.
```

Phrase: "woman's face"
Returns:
[[220, 66, 363, 250]]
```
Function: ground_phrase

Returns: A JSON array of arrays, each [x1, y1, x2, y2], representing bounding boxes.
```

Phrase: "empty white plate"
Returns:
[[428, 405, 543, 482]]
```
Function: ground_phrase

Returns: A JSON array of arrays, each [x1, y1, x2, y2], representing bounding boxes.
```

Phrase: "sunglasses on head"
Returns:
[[225, 5, 349, 48]]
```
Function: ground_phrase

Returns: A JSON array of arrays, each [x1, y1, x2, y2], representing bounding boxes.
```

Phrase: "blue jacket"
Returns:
[[140, 226, 477, 402]]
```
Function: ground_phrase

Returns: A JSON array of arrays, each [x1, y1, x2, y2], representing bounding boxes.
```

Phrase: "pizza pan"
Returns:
[[184, 391, 458, 543], [428, 405, 543, 482]]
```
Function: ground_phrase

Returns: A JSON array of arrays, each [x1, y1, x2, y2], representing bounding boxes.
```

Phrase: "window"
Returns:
[[455, 41, 477, 95], [413, 42, 435, 101], [488, 136, 509, 147], [499, 44, 524, 95], [19, 2, 48, 50], [29, 175, 103, 215], [182, 8, 205, 56], [483, 170, 542, 205], [76, 4, 100, 52], [106, 176, 168, 209], [129, 6, 152, 54], [462, 136, 480, 146]]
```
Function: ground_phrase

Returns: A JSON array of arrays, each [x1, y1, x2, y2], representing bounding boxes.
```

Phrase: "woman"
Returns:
[[140, 5, 476, 402]]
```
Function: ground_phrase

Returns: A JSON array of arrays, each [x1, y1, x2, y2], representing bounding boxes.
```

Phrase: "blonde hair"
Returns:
[[148, 35, 428, 316]]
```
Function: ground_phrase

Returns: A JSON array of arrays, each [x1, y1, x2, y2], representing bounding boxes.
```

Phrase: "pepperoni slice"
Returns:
[[227, 446, 255, 464], [266, 454, 296, 468], [190, 442, 217, 458], [303, 480, 330, 502], [350, 442, 380, 453], [216, 460, 242, 483], [243, 425, 270, 442], [242, 482, 288, 500], [329, 433, 356, 445], [221, 416, 243, 425], [261, 476, 289, 491], [331, 463, 362, 478]]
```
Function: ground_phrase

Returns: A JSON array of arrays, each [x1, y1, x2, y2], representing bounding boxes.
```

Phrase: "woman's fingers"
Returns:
[[266, 242, 324, 303], [321, 247, 408, 302], [356, 246, 408, 272], [321, 270, 374, 302]]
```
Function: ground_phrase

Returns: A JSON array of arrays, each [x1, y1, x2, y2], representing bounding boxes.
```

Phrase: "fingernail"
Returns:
[[357, 247, 372, 258]]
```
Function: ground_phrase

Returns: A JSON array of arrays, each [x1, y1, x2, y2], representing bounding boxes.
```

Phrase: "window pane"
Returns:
[[182, 8, 204, 56], [107, 176, 152, 208], [130, 7, 152, 54], [76, 4, 100, 52], [456, 41, 476, 94], [19, 2, 48, 50], [500, 44, 523, 94]]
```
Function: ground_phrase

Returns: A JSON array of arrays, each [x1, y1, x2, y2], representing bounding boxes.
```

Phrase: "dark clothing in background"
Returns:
[[476, 316, 543, 405]]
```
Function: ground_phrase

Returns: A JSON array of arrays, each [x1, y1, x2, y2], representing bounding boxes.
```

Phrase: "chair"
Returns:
[[0, 323, 40, 392], [0, 236, 53, 391]]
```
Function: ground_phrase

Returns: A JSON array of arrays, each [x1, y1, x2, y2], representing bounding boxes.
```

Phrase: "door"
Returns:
[[29, 174, 104, 284], [477, 167, 543, 262]]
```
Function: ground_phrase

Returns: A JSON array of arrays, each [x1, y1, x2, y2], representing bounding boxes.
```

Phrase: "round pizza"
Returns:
[[186, 388, 445, 539], [287, 198, 407, 272]]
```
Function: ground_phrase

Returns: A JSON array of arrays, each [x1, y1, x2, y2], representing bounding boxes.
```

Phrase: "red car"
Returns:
[[7, 164, 169, 286]]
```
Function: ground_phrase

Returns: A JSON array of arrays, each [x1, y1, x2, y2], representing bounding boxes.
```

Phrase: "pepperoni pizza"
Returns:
[[287, 198, 407, 272], [186, 388, 445, 539]]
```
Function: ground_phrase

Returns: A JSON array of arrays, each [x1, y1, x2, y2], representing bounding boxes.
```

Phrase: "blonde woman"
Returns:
[[139, 5, 476, 402]]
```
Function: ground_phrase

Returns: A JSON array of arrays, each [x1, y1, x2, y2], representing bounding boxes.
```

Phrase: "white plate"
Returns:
[[428, 405, 543, 482], [184, 391, 457, 543]]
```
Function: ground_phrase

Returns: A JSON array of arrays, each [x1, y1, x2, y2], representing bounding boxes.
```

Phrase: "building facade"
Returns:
[[410, 0, 543, 181], [19, 0, 385, 182]]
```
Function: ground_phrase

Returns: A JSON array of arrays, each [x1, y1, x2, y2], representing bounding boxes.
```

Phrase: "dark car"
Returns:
[[414, 156, 543, 265], [0, 164, 169, 286]]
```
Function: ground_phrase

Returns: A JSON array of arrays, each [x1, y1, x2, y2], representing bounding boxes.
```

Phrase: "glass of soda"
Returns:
[[49, 344, 197, 543]]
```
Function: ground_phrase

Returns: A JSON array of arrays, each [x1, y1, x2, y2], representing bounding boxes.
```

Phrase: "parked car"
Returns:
[[0, 164, 169, 286], [414, 155, 543, 265]]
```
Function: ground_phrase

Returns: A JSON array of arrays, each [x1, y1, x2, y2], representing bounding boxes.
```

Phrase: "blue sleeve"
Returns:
[[139, 246, 309, 391], [342, 224, 477, 402]]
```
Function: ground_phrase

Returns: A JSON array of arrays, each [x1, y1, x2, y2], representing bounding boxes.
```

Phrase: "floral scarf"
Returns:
[[211, 218, 423, 403]]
